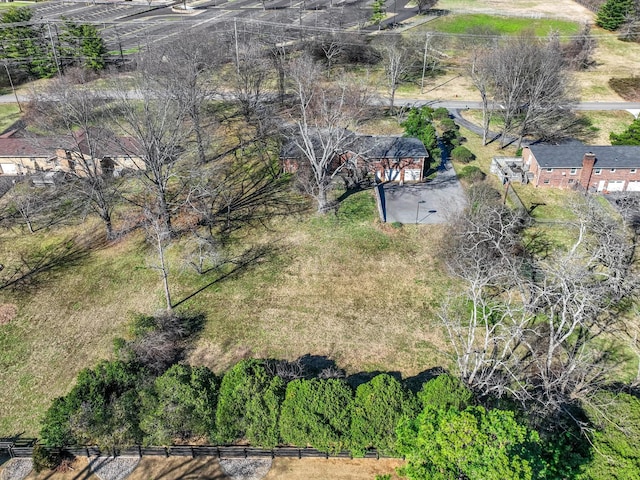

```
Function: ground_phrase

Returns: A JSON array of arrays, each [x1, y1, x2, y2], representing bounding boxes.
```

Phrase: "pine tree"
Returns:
[[596, 0, 635, 31]]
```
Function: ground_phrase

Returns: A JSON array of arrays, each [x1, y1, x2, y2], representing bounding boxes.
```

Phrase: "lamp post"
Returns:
[[415, 200, 426, 224]]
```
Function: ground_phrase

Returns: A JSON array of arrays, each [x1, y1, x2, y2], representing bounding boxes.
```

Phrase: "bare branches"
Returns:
[[284, 56, 371, 213], [441, 193, 638, 420]]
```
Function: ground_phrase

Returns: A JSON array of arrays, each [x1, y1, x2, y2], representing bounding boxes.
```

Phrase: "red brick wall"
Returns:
[[533, 165, 640, 191]]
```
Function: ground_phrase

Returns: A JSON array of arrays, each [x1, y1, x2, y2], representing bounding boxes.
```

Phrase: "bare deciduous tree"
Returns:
[[375, 35, 416, 112], [229, 37, 271, 123], [28, 75, 125, 239], [441, 190, 638, 422], [142, 33, 222, 164], [473, 33, 578, 148], [285, 57, 371, 213], [110, 73, 191, 233]]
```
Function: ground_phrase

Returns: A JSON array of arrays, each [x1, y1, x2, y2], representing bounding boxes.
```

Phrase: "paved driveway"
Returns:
[[378, 162, 467, 224]]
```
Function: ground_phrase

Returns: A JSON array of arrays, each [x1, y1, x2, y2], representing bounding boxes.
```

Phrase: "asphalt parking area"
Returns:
[[378, 163, 467, 224]]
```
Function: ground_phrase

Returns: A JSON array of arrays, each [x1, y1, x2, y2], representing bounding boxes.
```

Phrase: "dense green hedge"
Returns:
[[38, 354, 640, 477]]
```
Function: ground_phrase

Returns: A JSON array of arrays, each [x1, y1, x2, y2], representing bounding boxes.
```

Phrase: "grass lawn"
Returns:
[[0, 104, 21, 134], [0, 2, 34, 8], [0, 192, 453, 437], [424, 13, 580, 37]]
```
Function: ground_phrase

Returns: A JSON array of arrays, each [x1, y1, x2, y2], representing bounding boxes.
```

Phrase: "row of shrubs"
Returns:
[[40, 356, 471, 456]]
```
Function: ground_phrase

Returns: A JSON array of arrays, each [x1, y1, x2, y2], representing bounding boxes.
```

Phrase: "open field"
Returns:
[[426, 13, 581, 36], [436, 0, 594, 21], [0, 193, 452, 437]]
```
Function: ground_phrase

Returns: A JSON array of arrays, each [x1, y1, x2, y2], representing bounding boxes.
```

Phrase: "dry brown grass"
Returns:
[[0, 193, 454, 437], [0, 304, 17, 326], [185, 214, 453, 376]]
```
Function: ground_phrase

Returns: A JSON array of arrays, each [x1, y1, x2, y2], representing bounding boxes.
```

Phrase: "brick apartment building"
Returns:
[[523, 144, 640, 192]]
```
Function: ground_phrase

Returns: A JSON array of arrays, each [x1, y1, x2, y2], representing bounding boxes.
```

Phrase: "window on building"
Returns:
[[546, 168, 553, 172], [595, 168, 602, 174], [543, 179, 550, 184], [631, 169, 637, 173], [570, 168, 577, 175], [568, 179, 575, 184], [611, 168, 616, 172]]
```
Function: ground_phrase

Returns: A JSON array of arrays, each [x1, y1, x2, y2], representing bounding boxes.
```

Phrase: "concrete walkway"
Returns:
[[379, 161, 467, 224]]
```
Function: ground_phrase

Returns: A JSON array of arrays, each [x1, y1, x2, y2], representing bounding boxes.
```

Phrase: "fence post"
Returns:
[[86, 446, 90, 457], [164, 447, 169, 458], [325, 451, 329, 460], [271, 449, 275, 459], [298, 449, 301, 460], [138, 445, 142, 458], [191, 446, 195, 458], [244, 447, 247, 459], [216, 447, 221, 459], [8, 446, 13, 459]]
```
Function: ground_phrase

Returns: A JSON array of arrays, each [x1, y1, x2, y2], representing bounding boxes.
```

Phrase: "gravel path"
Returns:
[[88, 456, 140, 480], [219, 458, 272, 480], [0, 459, 32, 480]]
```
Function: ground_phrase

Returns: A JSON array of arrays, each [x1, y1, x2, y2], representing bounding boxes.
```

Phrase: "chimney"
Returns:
[[579, 152, 596, 190]]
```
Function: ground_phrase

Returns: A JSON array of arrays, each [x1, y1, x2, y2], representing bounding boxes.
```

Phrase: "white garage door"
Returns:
[[384, 169, 400, 182], [0, 163, 17, 174], [608, 180, 625, 192], [627, 181, 640, 192], [404, 169, 421, 181]]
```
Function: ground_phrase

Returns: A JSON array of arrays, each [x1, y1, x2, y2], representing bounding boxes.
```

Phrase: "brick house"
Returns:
[[281, 133, 429, 183], [0, 129, 142, 177], [523, 144, 640, 192]]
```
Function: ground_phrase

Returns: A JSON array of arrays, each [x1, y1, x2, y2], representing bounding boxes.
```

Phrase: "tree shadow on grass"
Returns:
[[172, 244, 278, 309], [0, 229, 107, 293]]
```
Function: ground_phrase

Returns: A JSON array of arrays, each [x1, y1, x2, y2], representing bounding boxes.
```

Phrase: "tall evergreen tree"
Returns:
[[0, 6, 57, 79], [597, 0, 635, 30], [610, 116, 640, 145]]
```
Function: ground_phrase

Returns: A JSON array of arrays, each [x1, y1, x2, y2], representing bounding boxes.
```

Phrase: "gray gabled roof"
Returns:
[[529, 144, 640, 169], [280, 131, 428, 160], [353, 135, 428, 159]]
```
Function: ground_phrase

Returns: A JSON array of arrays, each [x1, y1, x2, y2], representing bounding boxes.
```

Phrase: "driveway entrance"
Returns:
[[377, 162, 467, 224]]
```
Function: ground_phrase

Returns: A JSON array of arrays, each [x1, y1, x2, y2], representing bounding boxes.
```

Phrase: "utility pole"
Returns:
[[4, 63, 21, 112], [421, 32, 431, 94], [233, 18, 240, 74], [46, 22, 62, 77]]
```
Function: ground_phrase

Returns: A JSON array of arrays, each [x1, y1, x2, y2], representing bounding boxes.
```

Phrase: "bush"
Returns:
[[215, 359, 284, 447], [32, 444, 64, 473], [418, 374, 473, 410], [451, 146, 476, 164], [458, 165, 486, 183], [350, 374, 418, 456], [140, 364, 219, 445], [40, 360, 146, 448], [397, 406, 541, 480], [280, 378, 353, 453]]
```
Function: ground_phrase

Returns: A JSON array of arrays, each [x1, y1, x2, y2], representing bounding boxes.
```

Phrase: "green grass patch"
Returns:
[[425, 14, 581, 37], [0, 2, 35, 8], [0, 103, 21, 134]]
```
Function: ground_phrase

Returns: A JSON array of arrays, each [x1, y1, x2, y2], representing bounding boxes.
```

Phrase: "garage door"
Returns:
[[384, 169, 400, 182], [404, 169, 421, 181], [627, 181, 640, 192], [608, 180, 625, 192], [0, 163, 17, 174]]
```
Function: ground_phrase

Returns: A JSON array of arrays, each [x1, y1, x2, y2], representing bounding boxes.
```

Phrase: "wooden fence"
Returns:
[[0, 441, 394, 461]]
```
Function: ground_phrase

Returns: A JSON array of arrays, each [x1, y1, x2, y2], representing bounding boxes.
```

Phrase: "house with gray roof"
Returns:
[[281, 132, 429, 183], [523, 144, 640, 192]]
